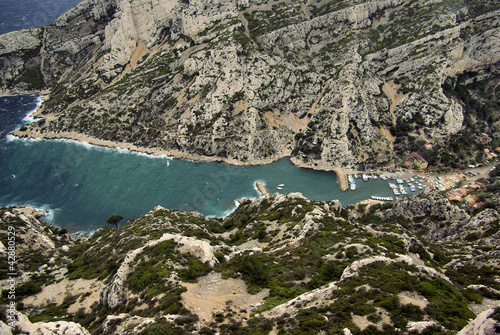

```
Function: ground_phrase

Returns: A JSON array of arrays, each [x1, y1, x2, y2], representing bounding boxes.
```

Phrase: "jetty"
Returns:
[[335, 169, 349, 191], [255, 181, 270, 198]]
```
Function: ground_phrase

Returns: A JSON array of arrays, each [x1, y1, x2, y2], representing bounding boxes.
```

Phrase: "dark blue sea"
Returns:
[[0, 0, 82, 34]]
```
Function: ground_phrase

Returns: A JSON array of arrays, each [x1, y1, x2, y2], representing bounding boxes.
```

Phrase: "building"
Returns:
[[408, 152, 428, 169]]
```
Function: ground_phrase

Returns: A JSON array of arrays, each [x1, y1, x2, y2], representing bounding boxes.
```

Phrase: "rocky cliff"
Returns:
[[1, 0, 499, 169], [1, 189, 500, 334]]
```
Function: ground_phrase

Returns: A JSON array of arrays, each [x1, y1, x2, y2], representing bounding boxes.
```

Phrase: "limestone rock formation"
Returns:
[[0, 311, 91, 335], [457, 307, 500, 335], [1, 0, 498, 170], [2, 188, 500, 334]]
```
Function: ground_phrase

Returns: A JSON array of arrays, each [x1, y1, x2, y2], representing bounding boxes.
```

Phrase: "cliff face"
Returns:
[[1, 191, 500, 334], [1, 0, 500, 168]]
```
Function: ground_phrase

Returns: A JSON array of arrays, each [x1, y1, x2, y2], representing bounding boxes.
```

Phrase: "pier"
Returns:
[[255, 181, 270, 198], [335, 169, 349, 191]]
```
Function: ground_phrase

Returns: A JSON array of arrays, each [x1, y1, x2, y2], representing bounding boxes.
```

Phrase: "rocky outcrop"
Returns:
[[0, 207, 74, 278], [382, 190, 500, 251], [1, 0, 499, 169], [382, 190, 471, 240], [0, 311, 90, 335], [457, 307, 500, 335], [3, 191, 500, 334], [100, 230, 216, 308]]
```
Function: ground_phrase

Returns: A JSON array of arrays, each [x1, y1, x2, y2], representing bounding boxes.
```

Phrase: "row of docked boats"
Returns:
[[348, 174, 357, 190], [348, 172, 388, 191], [371, 196, 394, 201], [351, 173, 385, 181], [389, 176, 427, 196]]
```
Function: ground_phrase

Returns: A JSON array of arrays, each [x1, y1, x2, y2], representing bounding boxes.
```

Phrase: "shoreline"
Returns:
[[0, 89, 51, 98], [12, 128, 285, 167], [12, 128, 353, 190], [290, 157, 349, 191]]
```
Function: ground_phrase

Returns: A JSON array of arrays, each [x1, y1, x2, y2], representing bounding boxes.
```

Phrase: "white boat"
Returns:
[[350, 183, 356, 191], [362, 174, 369, 182], [278, 184, 285, 187], [277, 186, 283, 190], [399, 184, 407, 195], [348, 175, 354, 183]]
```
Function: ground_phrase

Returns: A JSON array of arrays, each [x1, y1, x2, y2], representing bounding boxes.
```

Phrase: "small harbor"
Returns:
[[345, 171, 428, 202]]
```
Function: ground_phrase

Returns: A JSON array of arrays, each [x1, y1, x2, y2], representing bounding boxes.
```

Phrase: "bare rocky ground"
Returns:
[[182, 271, 269, 325]]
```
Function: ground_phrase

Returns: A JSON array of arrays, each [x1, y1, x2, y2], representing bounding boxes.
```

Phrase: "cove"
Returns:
[[0, 95, 402, 234]]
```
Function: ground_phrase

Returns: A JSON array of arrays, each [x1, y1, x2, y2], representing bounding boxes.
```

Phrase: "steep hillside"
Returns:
[[1, 188, 500, 334], [1, 0, 499, 169]]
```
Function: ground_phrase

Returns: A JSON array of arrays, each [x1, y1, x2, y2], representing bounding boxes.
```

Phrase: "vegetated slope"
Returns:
[[1, 0, 499, 169], [1, 187, 500, 334]]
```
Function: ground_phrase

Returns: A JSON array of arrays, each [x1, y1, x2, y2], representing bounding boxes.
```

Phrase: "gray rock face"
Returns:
[[1, 0, 500, 168], [385, 189, 470, 223], [382, 190, 500, 253], [457, 307, 500, 335], [0, 311, 91, 335]]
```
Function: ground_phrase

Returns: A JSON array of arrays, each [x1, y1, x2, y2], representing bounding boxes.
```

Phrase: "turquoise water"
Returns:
[[0, 95, 412, 233]]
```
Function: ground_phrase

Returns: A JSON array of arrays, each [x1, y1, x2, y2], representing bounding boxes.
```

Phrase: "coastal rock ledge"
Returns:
[[1, 0, 499, 171]]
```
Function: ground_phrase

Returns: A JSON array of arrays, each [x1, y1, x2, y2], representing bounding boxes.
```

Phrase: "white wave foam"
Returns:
[[38, 205, 58, 224], [0, 94, 21, 97], [7, 133, 175, 162], [0, 201, 58, 225], [219, 200, 241, 218], [56, 138, 99, 150], [22, 95, 44, 124], [5, 134, 17, 142], [73, 228, 98, 238], [51, 139, 172, 160], [114, 146, 175, 160], [5, 134, 41, 143]]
